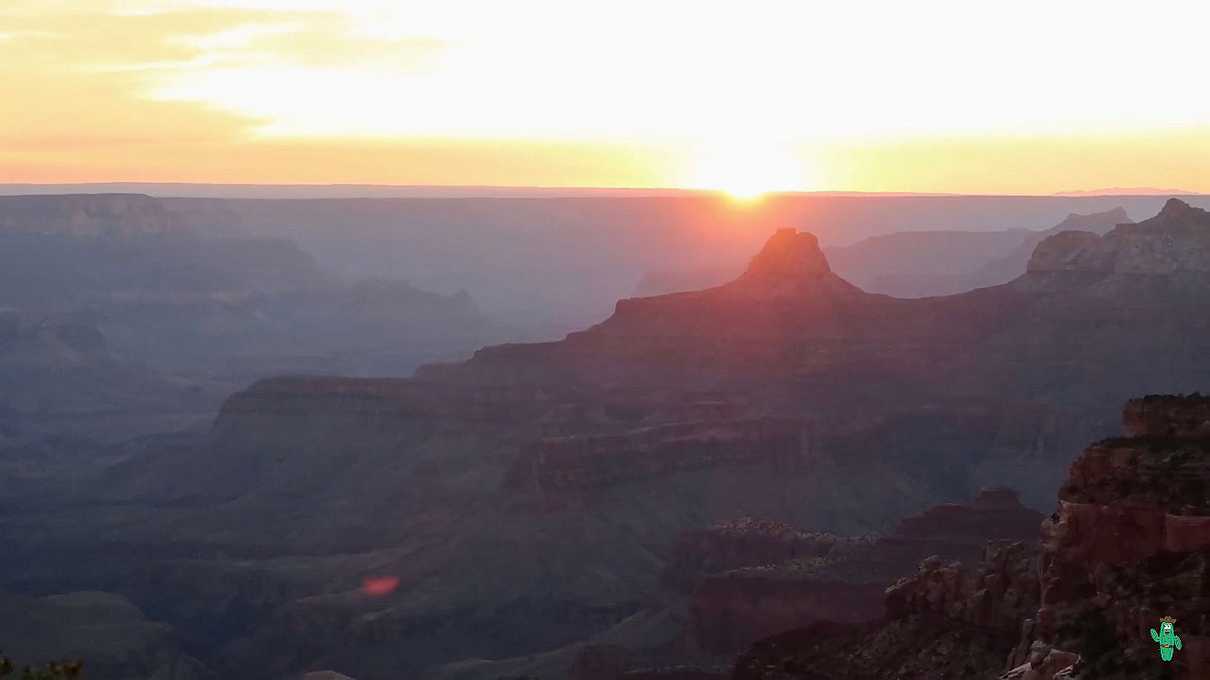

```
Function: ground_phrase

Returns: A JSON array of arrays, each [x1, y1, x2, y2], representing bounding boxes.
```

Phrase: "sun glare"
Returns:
[[688, 143, 809, 201]]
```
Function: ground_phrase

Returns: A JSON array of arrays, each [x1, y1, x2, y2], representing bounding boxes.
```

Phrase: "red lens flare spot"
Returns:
[[361, 576, 399, 597]]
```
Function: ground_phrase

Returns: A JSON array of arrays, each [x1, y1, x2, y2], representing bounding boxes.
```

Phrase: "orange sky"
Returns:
[[3, 0, 1210, 194]]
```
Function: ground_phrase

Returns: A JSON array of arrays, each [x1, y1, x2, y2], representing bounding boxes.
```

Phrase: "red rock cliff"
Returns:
[[730, 395, 1210, 679], [685, 488, 1042, 654], [1030, 394, 1210, 679]]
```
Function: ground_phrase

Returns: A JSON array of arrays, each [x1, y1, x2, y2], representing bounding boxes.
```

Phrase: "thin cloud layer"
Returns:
[[3, 0, 1210, 191]]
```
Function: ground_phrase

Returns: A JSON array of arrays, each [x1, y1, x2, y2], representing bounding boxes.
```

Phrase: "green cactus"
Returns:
[[1149, 617, 1182, 662]]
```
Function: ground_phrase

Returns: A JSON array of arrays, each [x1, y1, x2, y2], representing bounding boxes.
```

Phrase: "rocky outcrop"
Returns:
[[886, 487, 1045, 563], [0, 193, 186, 237], [1000, 641, 1081, 680], [825, 207, 1132, 298], [532, 488, 1044, 669], [731, 394, 1210, 679], [1028, 198, 1210, 276], [884, 541, 1039, 635], [727, 543, 1045, 677], [1029, 395, 1210, 679], [601, 228, 866, 343], [505, 419, 807, 497], [1014, 207, 1133, 279], [1026, 231, 1107, 273], [1123, 393, 1210, 439], [685, 488, 1042, 654], [735, 229, 834, 287], [794, 487, 1044, 587], [662, 519, 838, 592]]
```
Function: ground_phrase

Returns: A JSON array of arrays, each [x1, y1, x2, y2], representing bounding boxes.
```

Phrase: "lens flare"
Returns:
[[361, 576, 400, 597]]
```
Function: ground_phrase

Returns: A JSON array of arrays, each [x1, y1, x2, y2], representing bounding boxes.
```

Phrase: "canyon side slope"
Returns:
[[0, 193, 499, 442]]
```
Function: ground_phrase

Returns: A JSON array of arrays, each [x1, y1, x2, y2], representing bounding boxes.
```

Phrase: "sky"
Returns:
[[3, 0, 1210, 194]]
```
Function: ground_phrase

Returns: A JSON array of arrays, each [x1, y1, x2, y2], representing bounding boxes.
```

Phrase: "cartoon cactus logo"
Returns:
[[1149, 616, 1182, 662]]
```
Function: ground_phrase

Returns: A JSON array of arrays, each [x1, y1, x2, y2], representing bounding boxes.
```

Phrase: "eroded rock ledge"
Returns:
[[732, 394, 1210, 679], [685, 488, 1042, 654], [504, 418, 808, 496]]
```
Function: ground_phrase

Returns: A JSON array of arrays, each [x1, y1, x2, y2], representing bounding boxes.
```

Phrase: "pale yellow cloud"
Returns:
[[0, 8, 266, 155], [3, 0, 1210, 192]]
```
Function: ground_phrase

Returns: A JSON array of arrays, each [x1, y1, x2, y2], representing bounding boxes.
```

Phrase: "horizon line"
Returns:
[[0, 182, 1203, 200]]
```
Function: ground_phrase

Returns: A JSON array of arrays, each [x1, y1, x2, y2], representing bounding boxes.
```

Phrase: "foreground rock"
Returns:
[[733, 394, 1210, 679], [1028, 394, 1210, 679]]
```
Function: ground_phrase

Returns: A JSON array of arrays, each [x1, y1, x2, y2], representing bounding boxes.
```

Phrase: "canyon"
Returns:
[[4, 198, 1210, 679]]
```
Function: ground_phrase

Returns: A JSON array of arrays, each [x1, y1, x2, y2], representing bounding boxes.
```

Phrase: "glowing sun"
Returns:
[[688, 142, 809, 200]]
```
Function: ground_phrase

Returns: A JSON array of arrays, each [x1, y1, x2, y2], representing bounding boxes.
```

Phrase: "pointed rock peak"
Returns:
[[1161, 197, 1194, 216], [1140, 197, 1210, 229], [740, 228, 831, 283]]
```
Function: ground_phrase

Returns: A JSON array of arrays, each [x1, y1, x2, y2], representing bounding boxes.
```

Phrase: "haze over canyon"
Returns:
[[1, 190, 1209, 680]]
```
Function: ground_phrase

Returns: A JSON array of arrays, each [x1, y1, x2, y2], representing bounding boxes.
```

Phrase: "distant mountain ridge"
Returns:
[[172, 193, 1210, 330], [1054, 186, 1200, 196], [2, 183, 1204, 200], [824, 206, 1132, 297], [0, 193, 501, 441], [963, 205, 1131, 289], [1028, 198, 1210, 276], [0, 193, 187, 237], [636, 207, 1135, 299]]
